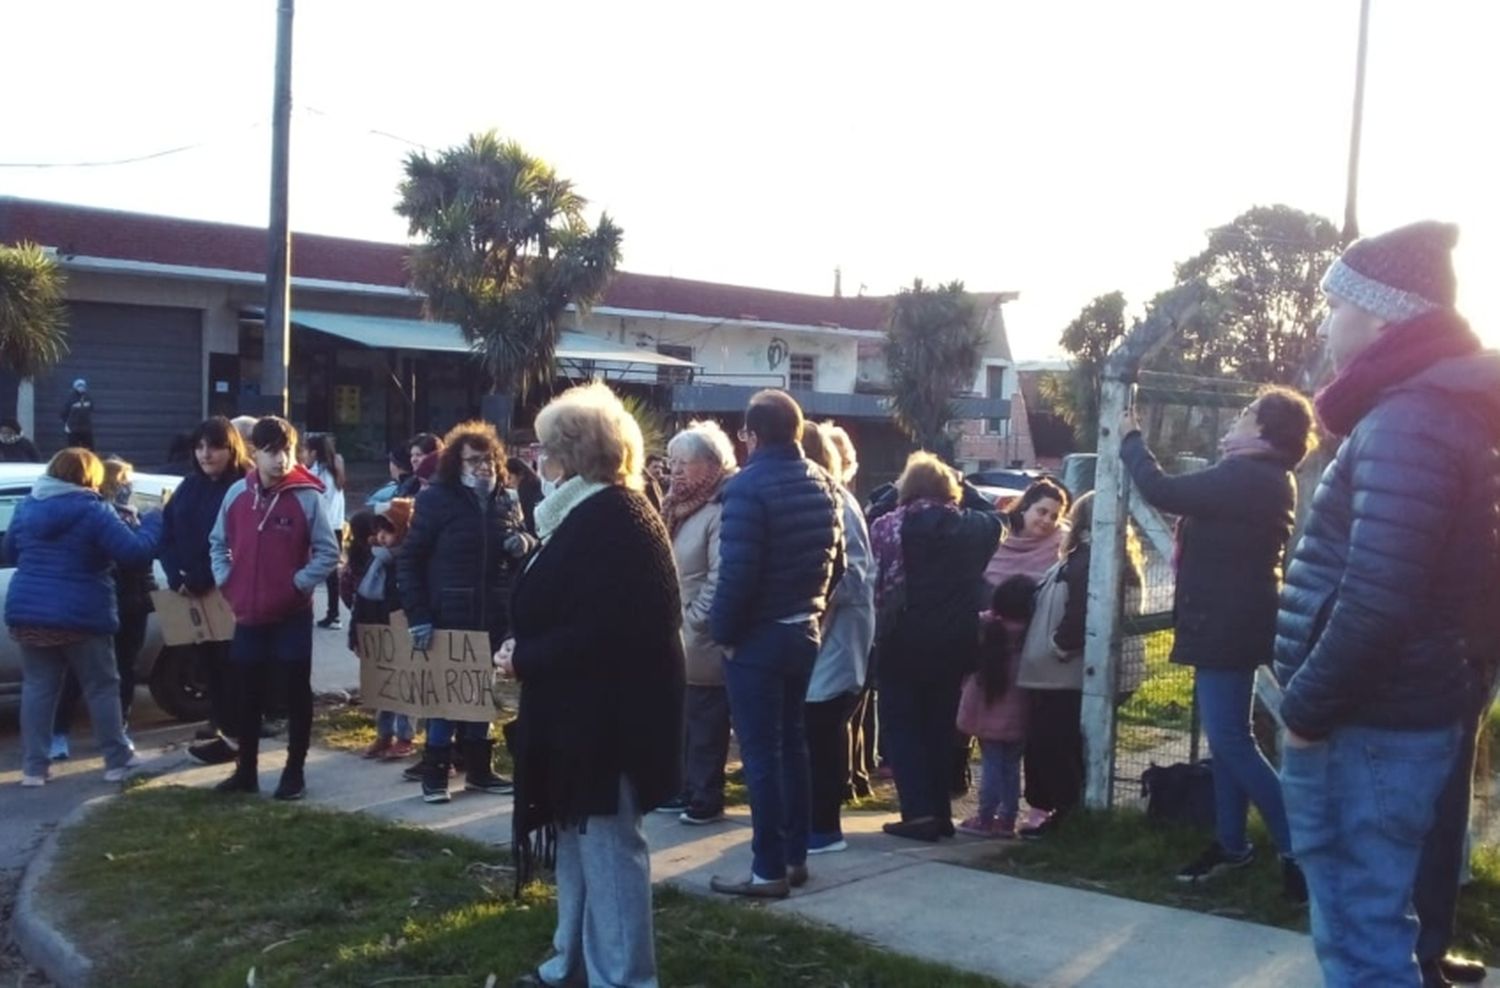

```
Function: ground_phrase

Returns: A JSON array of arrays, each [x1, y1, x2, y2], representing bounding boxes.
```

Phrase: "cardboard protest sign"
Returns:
[[149, 589, 236, 646], [356, 610, 498, 721]]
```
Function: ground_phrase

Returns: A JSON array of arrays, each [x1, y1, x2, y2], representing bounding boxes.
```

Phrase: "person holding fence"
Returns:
[[1120, 389, 1314, 900]]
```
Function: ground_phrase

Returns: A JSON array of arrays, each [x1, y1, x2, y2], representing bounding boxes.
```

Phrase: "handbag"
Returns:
[[1016, 559, 1081, 690], [1140, 760, 1216, 830]]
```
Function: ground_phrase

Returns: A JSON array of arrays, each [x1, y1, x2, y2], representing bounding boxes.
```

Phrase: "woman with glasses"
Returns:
[[398, 421, 537, 804]]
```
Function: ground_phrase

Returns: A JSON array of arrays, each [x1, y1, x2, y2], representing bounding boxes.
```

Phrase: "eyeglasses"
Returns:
[[461, 454, 495, 469]]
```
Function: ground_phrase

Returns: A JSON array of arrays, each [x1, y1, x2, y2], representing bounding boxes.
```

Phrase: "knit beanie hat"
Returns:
[[1321, 220, 1460, 324], [375, 497, 414, 543]]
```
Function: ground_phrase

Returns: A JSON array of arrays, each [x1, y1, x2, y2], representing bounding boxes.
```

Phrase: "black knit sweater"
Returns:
[[509, 484, 685, 837]]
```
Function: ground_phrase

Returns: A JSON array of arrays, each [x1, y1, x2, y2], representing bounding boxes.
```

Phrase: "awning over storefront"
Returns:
[[268, 310, 697, 369]]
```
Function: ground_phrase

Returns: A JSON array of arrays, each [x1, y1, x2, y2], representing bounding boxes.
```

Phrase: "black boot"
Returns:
[[462, 739, 514, 795], [421, 745, 452, 804], [274, 764, 306, 801], [215, 751, 259, 794]]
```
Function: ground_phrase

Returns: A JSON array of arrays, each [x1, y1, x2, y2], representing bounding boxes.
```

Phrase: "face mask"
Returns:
[[540, 477, 558, 498], [462, 472, 496, 497], [0, 434, 17, 445]]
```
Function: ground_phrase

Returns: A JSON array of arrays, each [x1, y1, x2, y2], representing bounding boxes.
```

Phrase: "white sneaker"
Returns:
[[103, 755, 143, 783], [21, 773, 47, 788]]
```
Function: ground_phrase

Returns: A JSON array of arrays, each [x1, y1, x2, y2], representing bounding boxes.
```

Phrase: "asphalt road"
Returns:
[[0, 588, 361, 872]]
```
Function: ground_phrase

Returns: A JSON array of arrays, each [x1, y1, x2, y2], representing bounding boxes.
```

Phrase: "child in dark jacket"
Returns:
[[343, 500, 417, 760], [956, 575, 1037, 839], [209, 417, 340, 800], [158, 417, 250, 766]]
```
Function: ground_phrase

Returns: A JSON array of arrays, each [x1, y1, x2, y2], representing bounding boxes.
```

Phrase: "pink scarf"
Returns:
[[660, 470, 730, 538], [1217, 434, 1281, 461], [984, 525, 1063, 586]]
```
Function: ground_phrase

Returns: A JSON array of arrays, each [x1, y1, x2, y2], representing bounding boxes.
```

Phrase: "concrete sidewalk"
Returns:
[[81, 742, 1327, 987]]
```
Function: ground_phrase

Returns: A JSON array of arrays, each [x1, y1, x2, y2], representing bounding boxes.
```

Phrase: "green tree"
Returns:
[[1056, 291, 1127, 448], [395, 131, 623, 401], [0, 242, 69, 418], [885, 279, 985, 460], [1167, 205, 1341, 383]]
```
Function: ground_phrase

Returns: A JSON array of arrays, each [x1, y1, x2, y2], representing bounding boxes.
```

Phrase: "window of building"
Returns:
[[986, 365, 1006, 399], [656, 344, 694, 386], [789, 353, 817, 390]]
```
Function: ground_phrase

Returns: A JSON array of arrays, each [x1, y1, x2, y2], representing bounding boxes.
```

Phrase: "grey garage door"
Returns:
[[34, 302, 202, 468]]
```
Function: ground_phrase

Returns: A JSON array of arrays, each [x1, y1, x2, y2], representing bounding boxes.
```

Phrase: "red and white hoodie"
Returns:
[[209, 464, 341, 627]]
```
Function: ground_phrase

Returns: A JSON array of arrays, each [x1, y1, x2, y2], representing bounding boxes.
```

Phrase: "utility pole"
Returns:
[[1342, 0, 1371, 246], [259, 0, 295, 416]]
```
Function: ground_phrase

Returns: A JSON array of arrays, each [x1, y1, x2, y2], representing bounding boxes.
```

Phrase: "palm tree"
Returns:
[[0, 242, 69, 420], [395, 131, 623, 403], [885, 279, 985, 459]]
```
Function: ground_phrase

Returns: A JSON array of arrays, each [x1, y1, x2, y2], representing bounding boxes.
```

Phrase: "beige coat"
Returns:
[[672, 498, 726, 686]]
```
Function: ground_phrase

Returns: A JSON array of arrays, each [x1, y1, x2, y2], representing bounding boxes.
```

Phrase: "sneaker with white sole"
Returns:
[[807, 834, 848, 855], [1176, 842, 1256, 883], [21, 773, 47, 788], [103, 755, 143, 783]]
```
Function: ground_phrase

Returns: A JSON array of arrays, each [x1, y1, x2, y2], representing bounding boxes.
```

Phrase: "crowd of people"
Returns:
[[3, 219, 1495, 987]]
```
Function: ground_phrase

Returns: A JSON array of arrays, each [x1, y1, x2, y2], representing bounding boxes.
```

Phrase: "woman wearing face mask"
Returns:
[[49, 457, 161, 759], [398, 421, 537, 804], [0, 418, 42, 463], [158, 417, 252, 765]]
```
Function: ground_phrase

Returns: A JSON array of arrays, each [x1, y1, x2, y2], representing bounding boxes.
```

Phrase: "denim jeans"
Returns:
[[20, 636, 133, 777], [879, 667, 965, 823], [1281, 723, 1460, 987], [722, 619, 818, 880], [1196, 667, 1292, 855], [1414, 693, 1486, 967], [376, 710, 415, 742], [425, 718, 489, 748], [539, 776, 658, 988], [977, 739, 1024, 823]]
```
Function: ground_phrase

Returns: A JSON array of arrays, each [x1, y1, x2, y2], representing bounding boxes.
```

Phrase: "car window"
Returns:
[[132, 491, 165, 513], [0, 487, 31, 549]]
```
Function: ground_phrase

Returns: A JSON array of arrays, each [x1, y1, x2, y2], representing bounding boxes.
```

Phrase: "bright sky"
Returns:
[[3, 1, 1496, 359]]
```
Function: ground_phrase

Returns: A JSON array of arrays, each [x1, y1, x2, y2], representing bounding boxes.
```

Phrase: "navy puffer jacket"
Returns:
[[710, 442, 843, 649], [398, 481, 526, 644], [1275, 351, 1500, 739], [4, 476, 163, 635], [159, 469, 242, 594]]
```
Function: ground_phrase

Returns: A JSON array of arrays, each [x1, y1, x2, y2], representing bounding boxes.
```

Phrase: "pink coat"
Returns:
[[956, 615, 1029, 743]]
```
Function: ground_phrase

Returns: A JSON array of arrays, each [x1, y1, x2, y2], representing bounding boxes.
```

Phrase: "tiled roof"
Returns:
[[0, 196, 1008, 335]]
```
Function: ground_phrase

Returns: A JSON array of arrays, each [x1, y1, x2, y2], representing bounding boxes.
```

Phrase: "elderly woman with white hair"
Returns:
[[656, 419, 738, 825], [498, 382, 685, 988]]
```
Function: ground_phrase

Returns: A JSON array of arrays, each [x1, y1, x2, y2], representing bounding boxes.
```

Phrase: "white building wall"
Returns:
[[570, 311, 861, 393]]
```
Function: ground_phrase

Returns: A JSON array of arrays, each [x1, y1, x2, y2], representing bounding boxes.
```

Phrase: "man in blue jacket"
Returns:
[[709, 390, 842, 899], [1274, 221, 1500, 987]]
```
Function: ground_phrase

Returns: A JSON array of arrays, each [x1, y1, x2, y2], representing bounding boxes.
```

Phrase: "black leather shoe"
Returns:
[[882, 818, 941, 842], [214, 770, 258, 794]]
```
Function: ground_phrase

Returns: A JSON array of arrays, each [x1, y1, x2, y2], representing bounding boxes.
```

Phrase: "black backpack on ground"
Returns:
[[1140, 760, 1215, 829]]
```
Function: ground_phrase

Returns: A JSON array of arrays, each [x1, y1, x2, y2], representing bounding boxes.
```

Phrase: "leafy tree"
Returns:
[[885, 279, 985, 459], [0, 242, 69, 418], [395, 131, 623, 400], [1056, 291, 1127, 448], [1166, 205, 1341, 383]]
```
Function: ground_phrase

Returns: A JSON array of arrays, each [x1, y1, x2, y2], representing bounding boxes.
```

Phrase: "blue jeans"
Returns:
[[977, 739, 1024, 823], [1196, 667, 1292, 855], [20, 636, 133, 777], [722, 620, 818, 880], [425, 718, 489, 748], [1281, 723, 1460, 987], [376, 710, 414, 742]]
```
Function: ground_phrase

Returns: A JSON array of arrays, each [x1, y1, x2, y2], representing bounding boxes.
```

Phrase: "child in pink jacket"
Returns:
[[956, 575, 1037, 838]]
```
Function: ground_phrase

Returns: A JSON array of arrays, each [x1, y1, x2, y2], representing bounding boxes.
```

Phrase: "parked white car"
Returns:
[[0, 463, 208, 722]]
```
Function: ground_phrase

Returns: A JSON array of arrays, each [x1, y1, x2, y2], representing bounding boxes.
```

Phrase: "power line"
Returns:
[[0, 122, 264, 169]]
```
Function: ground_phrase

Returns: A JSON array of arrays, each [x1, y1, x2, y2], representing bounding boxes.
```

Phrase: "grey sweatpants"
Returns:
[[538, 776, 659, 988], [21, 636, 132, 778]]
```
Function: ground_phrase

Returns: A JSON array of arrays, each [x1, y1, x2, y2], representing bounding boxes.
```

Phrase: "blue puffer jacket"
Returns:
[[159, 468, 243, 594], [710, 442, 843, 649], [1275, 350, 1500, 739], [4, 476, 163, 635]]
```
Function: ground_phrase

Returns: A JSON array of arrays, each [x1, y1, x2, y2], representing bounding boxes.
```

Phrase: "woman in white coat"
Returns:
[[659, 420, 738, 825], [802, 423, 874, 854]]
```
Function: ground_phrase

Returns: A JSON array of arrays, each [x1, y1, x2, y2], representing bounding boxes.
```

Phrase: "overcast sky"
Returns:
[[3, 0, 1495, 358]]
